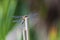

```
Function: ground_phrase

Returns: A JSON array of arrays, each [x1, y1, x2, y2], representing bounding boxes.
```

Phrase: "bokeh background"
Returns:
[[0, 0, 60, 40]]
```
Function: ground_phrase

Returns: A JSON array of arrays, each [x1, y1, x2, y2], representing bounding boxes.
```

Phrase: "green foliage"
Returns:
[[29, 27, 37, 40], [0, 0, 30, 40], [0, 0, 17, 40]]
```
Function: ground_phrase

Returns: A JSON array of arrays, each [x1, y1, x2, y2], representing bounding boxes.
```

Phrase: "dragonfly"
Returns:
[[13, 15, 29, 40], [6, 16, 29, 40]]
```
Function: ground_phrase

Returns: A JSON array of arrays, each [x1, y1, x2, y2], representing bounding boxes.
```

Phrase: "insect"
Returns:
[[22, 16, 28, 24]]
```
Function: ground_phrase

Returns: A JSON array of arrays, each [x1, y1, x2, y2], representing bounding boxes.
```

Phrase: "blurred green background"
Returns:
[[0, 0, 60, 40]]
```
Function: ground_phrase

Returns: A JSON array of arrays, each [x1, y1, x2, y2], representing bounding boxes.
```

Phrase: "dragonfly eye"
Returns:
[[25, 16, 28, 17], [22, 16, 28, 19]]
